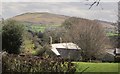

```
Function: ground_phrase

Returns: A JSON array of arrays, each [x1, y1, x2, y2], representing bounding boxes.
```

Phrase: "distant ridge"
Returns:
[[9, 12, 116, 31], [10, 12, 69, 25]]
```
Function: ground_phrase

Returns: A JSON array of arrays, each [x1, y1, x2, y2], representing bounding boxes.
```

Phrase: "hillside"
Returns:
[[10, 12, 69, 25], [94, 20, 117, 28], [9, 12, 117, 33], [94, 20, 117, 33]]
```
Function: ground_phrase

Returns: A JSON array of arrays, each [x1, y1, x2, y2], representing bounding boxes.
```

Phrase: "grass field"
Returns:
[[30, 25, 46, 32], [74, 62, 119, 72], [107, 33, 118, 36], [25, 24, 61, 32]]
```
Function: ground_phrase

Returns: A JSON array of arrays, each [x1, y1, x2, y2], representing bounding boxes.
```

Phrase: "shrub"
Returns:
[[43, 27, 66, 44], [2, 20, 24, 54], [2, 54, 76, 73]]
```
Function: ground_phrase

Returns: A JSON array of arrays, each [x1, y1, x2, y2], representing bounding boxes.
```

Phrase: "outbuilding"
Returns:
[[51, 42, 81, 61]]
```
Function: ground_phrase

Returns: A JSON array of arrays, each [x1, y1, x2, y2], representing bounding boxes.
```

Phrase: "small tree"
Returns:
[[2, 20, 24, 54]]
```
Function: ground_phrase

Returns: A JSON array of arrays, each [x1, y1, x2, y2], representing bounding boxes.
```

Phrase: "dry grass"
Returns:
[[11, 12, 69, 25]]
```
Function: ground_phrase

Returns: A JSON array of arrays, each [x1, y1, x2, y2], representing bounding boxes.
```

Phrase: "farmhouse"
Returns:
[[50, 42, 81, 61]]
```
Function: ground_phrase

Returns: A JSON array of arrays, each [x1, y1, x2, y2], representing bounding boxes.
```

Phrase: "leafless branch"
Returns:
[[89, 0, 101, 9]]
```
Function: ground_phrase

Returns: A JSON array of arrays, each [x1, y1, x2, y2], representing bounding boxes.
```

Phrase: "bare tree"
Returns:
[[62, 17, 110, 61], [86, 0, 101, 9], [89, 0, 100, 9], [89, 0, 120, 49]]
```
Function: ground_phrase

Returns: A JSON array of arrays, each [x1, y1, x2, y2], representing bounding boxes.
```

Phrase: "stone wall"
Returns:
[[57, 48, 81, 61]]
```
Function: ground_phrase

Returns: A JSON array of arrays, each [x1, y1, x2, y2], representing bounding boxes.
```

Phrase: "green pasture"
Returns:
[[107, 33, 118, 36], [31, 25, 45, 32], [25, 24, 61, 32], [74, 62, 119, 72]]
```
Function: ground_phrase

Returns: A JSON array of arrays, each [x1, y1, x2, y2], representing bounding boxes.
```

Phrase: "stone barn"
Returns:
[[114, 48, 120, 62], [102, 49, 115, 62], [51, 42, 81, 61], [102, 48, 120, 62]]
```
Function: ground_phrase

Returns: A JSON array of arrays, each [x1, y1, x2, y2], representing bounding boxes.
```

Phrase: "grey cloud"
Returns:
[[2, 2, 118, 22]]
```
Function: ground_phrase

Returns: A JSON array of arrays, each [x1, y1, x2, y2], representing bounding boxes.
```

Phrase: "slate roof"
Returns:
[[105, 49, 115, 56], [105, 48, 120, 57], [51, 43, 81, 56]]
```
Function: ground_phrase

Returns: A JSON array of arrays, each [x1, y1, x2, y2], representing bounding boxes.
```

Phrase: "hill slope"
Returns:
[[94, 20, 117, 34], [10, 12, 69, 25], [9, 12, 116, 33]]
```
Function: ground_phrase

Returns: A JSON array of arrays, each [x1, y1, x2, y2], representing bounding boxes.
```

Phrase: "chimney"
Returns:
[[49, 36, 52, 44], [60, 37, 62, 43]]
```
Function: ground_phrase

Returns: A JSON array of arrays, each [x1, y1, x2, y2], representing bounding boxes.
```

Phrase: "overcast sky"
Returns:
[[1, 0, 120, 2], [1, 0, 119, 22]]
